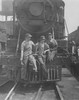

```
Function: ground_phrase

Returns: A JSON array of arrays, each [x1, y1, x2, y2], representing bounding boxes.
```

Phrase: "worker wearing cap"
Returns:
[[35, 35, 49, 74], [20, 33, 37, 76], [71, 41, 76, 55], [47, 33, 58, 61]]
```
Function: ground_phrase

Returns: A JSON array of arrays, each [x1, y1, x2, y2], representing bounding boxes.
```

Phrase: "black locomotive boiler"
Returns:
[[0, 0, 70, 84]]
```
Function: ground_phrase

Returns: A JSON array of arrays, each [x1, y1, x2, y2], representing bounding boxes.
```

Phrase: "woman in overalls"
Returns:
[[20, 33, 37, 79]]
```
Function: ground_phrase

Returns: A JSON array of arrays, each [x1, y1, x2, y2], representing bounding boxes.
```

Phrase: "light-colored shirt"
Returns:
[[21, 40, 34, 56], [72, 46, 75, 54], [36, 42, 49, 56]]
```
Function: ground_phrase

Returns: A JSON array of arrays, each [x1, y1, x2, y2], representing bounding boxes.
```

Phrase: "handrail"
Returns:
[[16, 28, 21, 54]]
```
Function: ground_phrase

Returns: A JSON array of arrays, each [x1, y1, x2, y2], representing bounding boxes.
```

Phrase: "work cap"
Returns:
[[40, 35, 45, 40], [25, 33, 32, 38], [48, 33, 52, 36]]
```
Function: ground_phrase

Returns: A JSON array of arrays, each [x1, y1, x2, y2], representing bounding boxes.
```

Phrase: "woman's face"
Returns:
[[25, 37, 31, 41], [48, 35, 52, 40], [40, 39, 45, 43]]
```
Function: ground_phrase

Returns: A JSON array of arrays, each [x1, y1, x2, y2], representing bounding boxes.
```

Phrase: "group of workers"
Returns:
[[20, 32, 58, 76]]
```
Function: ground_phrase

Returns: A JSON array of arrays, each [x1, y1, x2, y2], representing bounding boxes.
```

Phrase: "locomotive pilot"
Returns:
[[47, 33, 58, 61], [20, 33, 37, 73], [35, 35, 49, 74]]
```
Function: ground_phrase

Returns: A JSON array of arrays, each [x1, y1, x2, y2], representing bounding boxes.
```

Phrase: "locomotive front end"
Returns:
[[15, 0, 55, 34], [0, 0, 66, 84], [15, 0, 65, 40]]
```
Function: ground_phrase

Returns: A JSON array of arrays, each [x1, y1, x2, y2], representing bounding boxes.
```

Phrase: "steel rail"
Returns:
[[4, 82, 29, 100], [4, 83, 17, 100], [32, 84, 64, 100], [55, 84, 64, 100], [32, 85, 42, 100], [4, 83, 64, 100], [0, 81, 12, 87]]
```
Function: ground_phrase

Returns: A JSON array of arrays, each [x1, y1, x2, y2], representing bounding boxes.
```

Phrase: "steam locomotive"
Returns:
[[0, 0, 70, 83]]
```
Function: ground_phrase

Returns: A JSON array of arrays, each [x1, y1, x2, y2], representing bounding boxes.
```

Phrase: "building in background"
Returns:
[[0, 29, 7, 51], [68, 27, 79, 58], [68, 27, 79, 45], [0, 0, 13, 16], [0, 0, 13, 51]]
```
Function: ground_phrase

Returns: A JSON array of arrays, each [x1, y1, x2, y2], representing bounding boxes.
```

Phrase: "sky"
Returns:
[[63, 0, 79, 34], [0, 0, 79, 34]]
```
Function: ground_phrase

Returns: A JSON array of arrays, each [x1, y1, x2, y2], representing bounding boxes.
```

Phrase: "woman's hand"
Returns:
[[43, 49, 49, 54]]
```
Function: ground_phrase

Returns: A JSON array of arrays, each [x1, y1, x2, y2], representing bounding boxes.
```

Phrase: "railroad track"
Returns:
[[4, 82, 64, 100], [4, 83, 17, 100]]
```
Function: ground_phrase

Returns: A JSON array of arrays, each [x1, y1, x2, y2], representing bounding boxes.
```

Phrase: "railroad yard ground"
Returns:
[[58, 68, 79, 100], [0, 68, 79, 100]]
